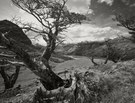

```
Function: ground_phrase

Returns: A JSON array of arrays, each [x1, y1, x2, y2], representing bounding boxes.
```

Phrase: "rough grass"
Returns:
[[88, 61, 135, 103], [69, 38, 135, 61], [1, 58, 135, 103], [55, 60, 135, 103], [52, 61, 135, 103]]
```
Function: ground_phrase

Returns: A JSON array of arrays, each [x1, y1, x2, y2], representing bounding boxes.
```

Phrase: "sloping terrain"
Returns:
[[1, 20, 135, 103], [64, 37, 135, 61], [1, 56, 135, 103]]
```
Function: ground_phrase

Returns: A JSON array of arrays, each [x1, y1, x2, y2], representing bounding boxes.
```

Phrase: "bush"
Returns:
[[73, 41, 104, 56]]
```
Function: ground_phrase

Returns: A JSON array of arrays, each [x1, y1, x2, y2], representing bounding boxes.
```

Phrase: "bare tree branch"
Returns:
[[0, 54, 16, 59], [0, 64, 10, 67], [0, 46, 7, 49]]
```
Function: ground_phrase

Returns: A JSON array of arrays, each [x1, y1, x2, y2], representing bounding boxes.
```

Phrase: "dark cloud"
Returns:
[[64, 24, 129, 43], [89, 0, 135, 27], [90, 0, 135, 17], [0, 0, 131, 43]]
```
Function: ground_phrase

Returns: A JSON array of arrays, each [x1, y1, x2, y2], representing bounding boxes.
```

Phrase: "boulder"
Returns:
[[0, 20, 32, 45]]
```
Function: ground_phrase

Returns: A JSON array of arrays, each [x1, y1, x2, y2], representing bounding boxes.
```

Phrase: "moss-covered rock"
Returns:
[[0, 20, 32, 45]]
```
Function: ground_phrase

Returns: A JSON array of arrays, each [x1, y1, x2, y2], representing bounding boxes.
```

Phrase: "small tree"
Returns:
[[103, 39, 123, 64]]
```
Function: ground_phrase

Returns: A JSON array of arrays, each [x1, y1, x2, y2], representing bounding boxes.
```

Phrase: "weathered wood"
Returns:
[[32, 73, 90, 103], [0, 54, 16, 59], [32, 77, 76, 103]]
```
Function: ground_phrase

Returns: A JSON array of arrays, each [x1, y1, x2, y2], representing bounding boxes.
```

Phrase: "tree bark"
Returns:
[[32, 77, 76, 103], [42, 33, 56, 62], [40, 32, 65, 90]]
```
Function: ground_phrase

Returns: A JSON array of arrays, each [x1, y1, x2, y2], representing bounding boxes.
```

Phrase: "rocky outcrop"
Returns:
[[0, 20, 32, 45]]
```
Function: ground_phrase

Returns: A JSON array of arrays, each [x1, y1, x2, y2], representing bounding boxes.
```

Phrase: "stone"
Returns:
[[0, 20, 32, 45]]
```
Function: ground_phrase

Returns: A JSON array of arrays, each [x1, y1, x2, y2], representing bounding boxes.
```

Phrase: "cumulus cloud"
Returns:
[[67, 0, 90, 14], [69, 6, 88, 14], [34, 23, 129, 45], [0, 0, 131, 45], [64, 24, 128, 43], [98, 0, 114, 6]]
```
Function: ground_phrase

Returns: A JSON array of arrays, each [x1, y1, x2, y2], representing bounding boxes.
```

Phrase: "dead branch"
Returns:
[[0, 64, 10, 67], [0, 61, 24, 67], [0, 46, 7, 49], [6, 60, 25, 66], [0, 54, 16, 59], [0, 59, 25, 67], [57, 70, 69, 75]]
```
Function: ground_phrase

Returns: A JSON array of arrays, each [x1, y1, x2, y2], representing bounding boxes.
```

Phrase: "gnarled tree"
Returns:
[[0, 1, 87, 101], [10, 0, 86, 91], [103, 39, 126, 64], [103, 39, 120, 64]]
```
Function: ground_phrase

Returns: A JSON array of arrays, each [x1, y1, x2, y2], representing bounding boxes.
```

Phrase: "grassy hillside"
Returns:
[[1, 58, 135, 103], [2, 37, 135, 103], [64, 37, 135, 61]]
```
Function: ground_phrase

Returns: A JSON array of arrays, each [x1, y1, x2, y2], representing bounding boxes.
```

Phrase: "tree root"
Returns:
[[32, 72, 91, 103], [32, 77, 76, 103]]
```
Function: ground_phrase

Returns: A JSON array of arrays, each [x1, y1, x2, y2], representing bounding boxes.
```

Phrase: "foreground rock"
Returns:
[[0, 20, 32, 45]]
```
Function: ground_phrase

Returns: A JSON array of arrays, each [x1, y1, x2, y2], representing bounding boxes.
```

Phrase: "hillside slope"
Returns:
[[64, 38, 135, 61], [1, 56, 135, 103]]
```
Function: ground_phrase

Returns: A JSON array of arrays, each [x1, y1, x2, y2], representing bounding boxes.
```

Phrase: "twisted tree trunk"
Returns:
[[0, 33, 64, 90]]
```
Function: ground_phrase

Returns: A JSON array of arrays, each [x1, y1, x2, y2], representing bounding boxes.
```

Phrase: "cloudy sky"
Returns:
[[0, 0, 135, 45]]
